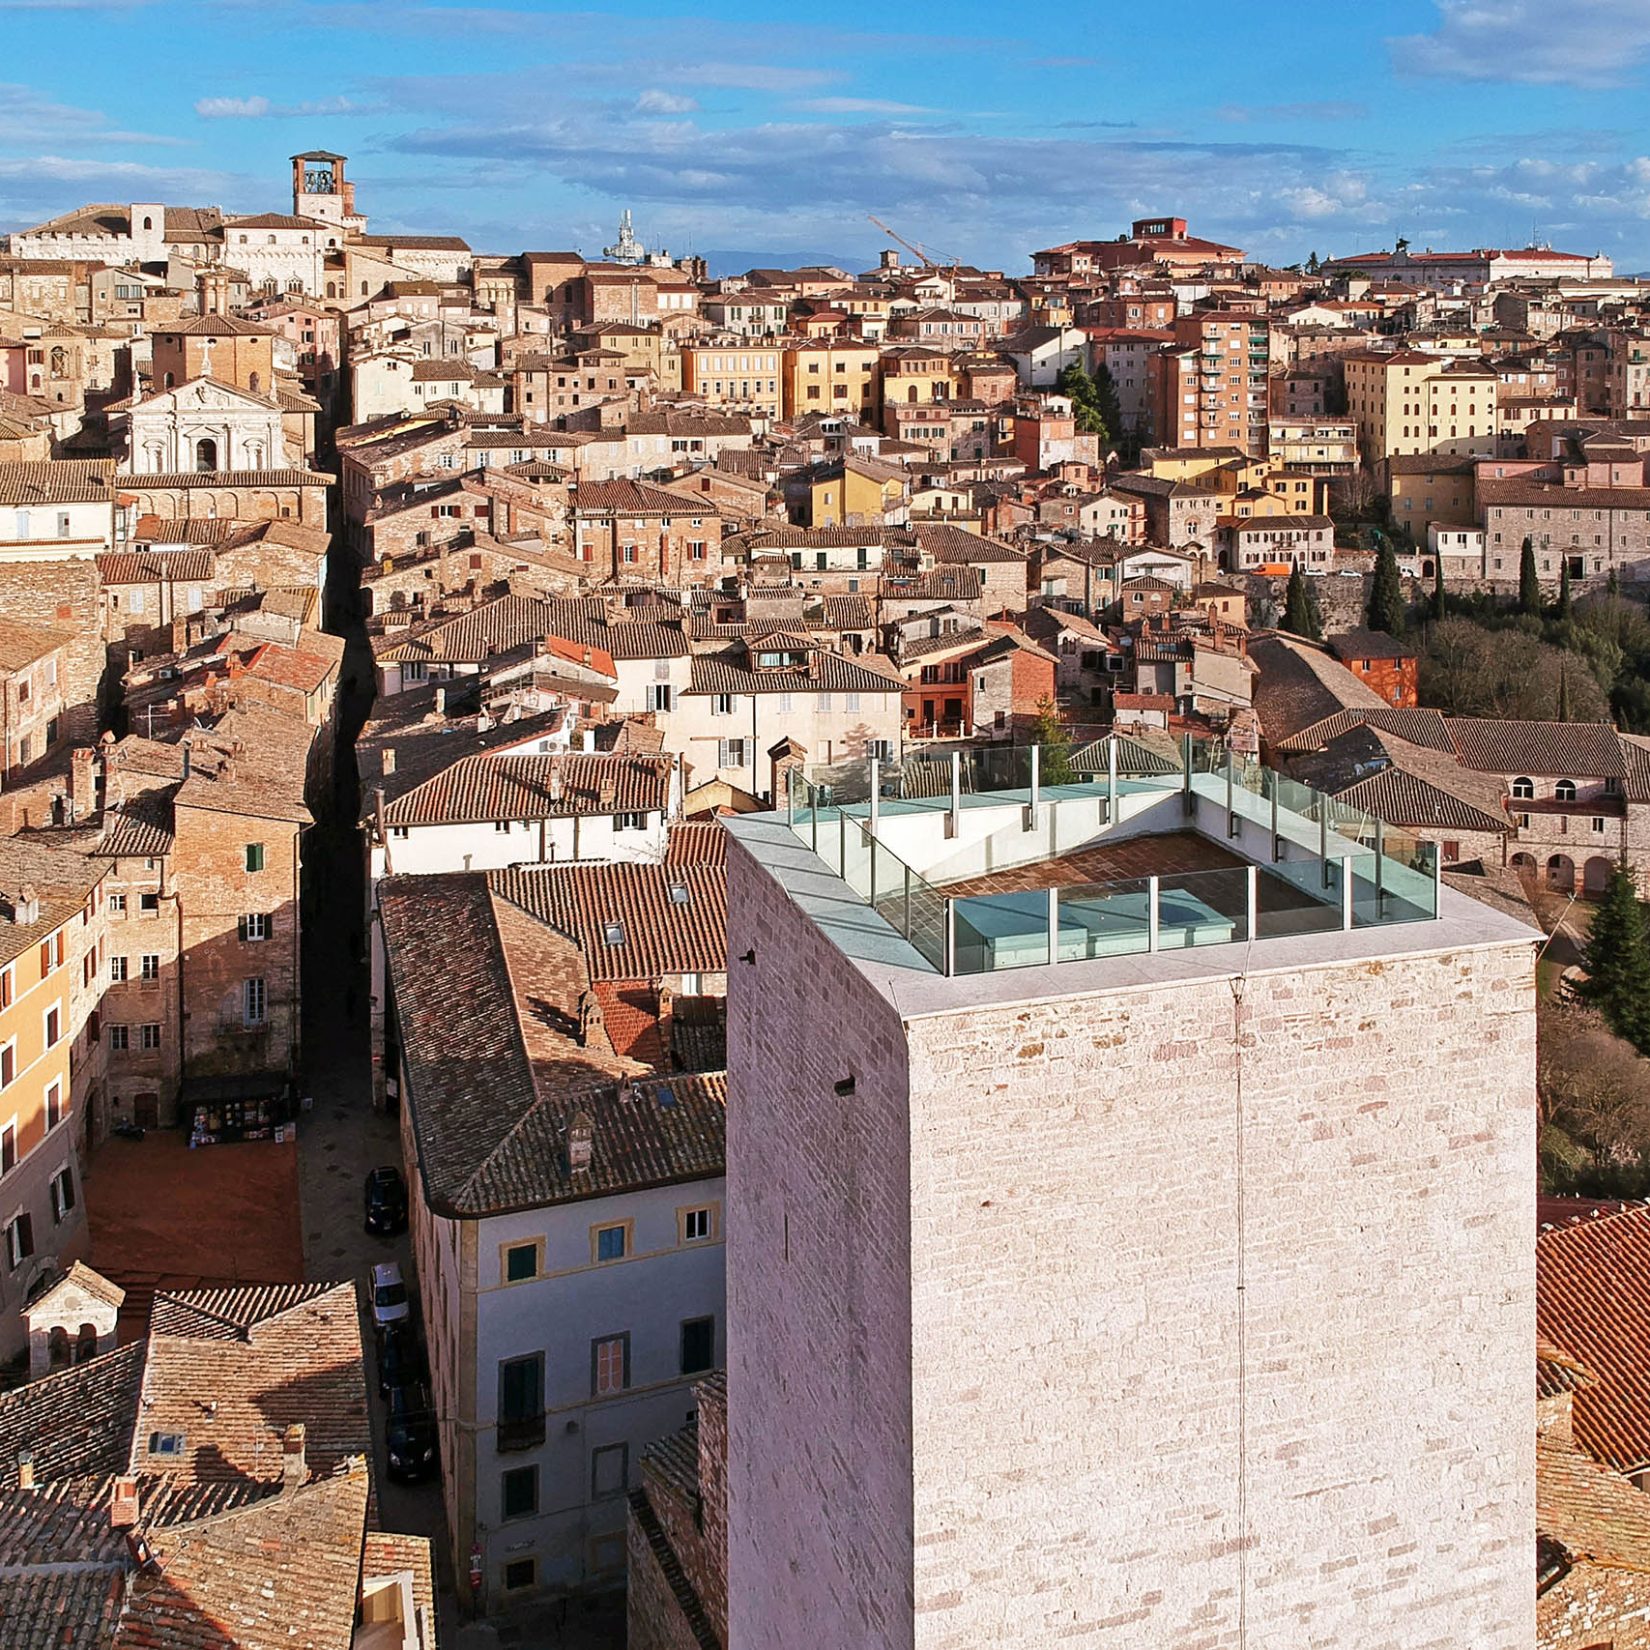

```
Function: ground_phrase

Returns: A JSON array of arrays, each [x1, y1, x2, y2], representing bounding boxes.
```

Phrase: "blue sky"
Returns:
[[7, 0, 1650, 269]]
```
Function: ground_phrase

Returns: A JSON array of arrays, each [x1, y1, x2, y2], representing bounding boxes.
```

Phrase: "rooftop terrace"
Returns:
[[775, 737, 1445, 980]]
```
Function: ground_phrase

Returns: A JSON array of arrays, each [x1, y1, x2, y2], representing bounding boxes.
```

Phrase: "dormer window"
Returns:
[[1511, 777, 1535, 800], [1555, 779, 1577, 802]]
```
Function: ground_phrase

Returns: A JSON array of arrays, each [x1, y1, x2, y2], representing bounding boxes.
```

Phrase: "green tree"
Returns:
[[1579, 866, 1650, 1052], [1557, 557, 1573, 620], [1091, 361, 1125, 441], [1367, 539, 1406, 636], [1305, 250, 1321, 274], [1431, 551, 1446, 621], [1520, 537, 1541, 615], [1055, 360, 1109, 441], [1282, 565, 1320, 639], [1032, 696, 1074, 784]]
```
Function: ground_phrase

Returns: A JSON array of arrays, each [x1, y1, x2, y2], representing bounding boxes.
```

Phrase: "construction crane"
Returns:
[[867, 213, 939, 269], [865, 214, 963, 305]]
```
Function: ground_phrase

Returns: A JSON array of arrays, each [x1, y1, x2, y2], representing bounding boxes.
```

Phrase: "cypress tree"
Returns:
[[1282, 565, 1317, 638], [1579, 865, 1650, 1050], [1557, 557, 1573, 619], [1367, 539, 1405, 636], [1431, 550, 1446, 621], [1520, 537, 1541, 614]]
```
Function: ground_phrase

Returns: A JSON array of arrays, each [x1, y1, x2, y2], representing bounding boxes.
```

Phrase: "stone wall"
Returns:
[[724, 834, 917, 1647], [899, 944, 1535, 1649], [0, 557, 105, 745]]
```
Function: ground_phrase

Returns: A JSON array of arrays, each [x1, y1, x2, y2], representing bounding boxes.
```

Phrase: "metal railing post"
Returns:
[[1246, 864, 1258, 940], [1270, 773, 1280, 862], [1226, 756, 1238, 839], [1374, 818, 1386, 916], [950, 749, 962, 837], [869, 832, 878, 906], [1148, 876, 1160, 952], [1107, 734, 1118, 822], [1047, 886, 1058, 966], [838, 809, 846, 879], [903, 866, 912, 939], [1030, 743, 1040, 810], [1319, 800, 1330, 890], [945, 897, 956, 976], [1432, 843, 1442, 918], [1182, 732, 1194, 818], [1342, 857, 1354, 930], [869, 757, 880, 836]]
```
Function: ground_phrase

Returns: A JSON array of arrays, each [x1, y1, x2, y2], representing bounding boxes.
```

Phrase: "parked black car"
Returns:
[[364, 1166, 408, 1235], [377, 1323, 426, 1398], [385, 1381, 438, 1483]]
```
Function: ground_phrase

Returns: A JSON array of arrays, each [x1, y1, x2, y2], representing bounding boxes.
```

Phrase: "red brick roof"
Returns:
[[1540, 1206, 1650, 1472], [384, 752, 671, 826]]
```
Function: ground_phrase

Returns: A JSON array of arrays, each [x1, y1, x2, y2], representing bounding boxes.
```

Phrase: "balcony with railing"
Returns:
[[785, 736, 1439, 978]]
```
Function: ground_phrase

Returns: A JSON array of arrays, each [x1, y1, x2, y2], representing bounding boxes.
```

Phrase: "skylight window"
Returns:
[[667, 882, 690, 906], [602, 921, 626, 947], [148, 1431, 186, 1457]]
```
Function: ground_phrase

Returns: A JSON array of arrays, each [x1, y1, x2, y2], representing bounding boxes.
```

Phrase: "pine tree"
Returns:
[[1579, 865, 1650, 1050], [1431, 550, 1446, 621], [1520, 537, 1541, 615], [1557, 557, 1573, 619], [1282, 565, 1319, 638], [1032, 696, 1074, 784], [1367, 539, 1405, 636]]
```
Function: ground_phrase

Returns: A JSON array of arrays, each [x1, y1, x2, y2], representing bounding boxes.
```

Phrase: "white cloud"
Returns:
[[194, 93, 376, 119], [1390, 0, 1650, 87], [795, 97, 936, 115], [634, 89, 698, 115]]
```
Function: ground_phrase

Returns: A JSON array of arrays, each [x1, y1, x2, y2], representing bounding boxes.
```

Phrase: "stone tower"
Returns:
[[290, 151, 365, 234]]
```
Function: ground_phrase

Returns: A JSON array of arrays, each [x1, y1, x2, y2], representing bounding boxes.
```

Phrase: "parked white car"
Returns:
[[370, 1261, 410, 1332]]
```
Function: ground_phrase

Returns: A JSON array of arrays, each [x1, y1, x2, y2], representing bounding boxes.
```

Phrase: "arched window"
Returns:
[[47, 1326, 71, 1370], [1511, 777, 1535, 799], [248, 372, 261, 395], [1555, 779, 1577, 802], [142, 215, 153, 231], [326, 282, 336, 299], [195, 437, 218, 472], [49, 346, 67, 376], [75, 1323, 98, 1363], [163, 371, 174, 389]]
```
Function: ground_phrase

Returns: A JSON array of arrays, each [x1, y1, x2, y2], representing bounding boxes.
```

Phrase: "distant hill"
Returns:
[[701, 250, 873, 280]]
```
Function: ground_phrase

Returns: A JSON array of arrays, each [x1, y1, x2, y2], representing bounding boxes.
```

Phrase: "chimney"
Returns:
[[548, 759, 563, 802], [582, 729, 596, 753], [16, 1448, 35, 1492], [110, 1474, 139, 1528], [568, 1109, 594, 1172], [12, 885, 39, 926], [657, 983, 676, 1069], [598, 766, 616, 809], [69, 747, 99, 821], [382, 747, 396, 777], [281, 1423, 306, 1491], [435, 686, 447, 717], [182, 744, 192, 780]]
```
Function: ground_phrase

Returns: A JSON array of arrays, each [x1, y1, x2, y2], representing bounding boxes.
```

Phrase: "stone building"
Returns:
[[722, 738, 1537, 1648]]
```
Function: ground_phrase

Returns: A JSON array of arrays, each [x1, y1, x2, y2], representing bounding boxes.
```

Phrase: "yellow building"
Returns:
[[782, 339, 879, 422], [1140, 447, 1272, 494], [1343, 349, 1498, 462], [876, 348, 958, 434], [0, 839, 103, 1360], [1386, 455, 1479, 538], [788, 455, 909, 528], [680, 341, 785, 419]]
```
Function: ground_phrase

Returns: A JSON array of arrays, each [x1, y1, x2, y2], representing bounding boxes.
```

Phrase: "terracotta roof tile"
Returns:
[[384, 752, 671, 826]]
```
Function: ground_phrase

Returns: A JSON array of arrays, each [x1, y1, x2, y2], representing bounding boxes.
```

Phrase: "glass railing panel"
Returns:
[[1255, 860, 1344, 938], [1055, 877, 1152, 961], [950, 890, 1052, 974], [1156, 867, 1251, 949]]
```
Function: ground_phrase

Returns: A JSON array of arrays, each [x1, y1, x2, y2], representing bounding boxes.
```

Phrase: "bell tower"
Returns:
[[289, 151, 363, 234]]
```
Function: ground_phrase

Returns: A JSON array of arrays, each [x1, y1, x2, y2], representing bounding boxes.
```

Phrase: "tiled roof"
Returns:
[[0, 1342, 146, 1487], [1538, 1338, 1598, 1400], [540, 598, 690, 661], [96, 549, 218, 584], [1335, 758, 1511, 834], [1249, 632, 1389, 747], [1540, 1207, 1650, 1472], [664, 822, 727, 865], [571, 478, 699, 515], [912, 522, 1027, 566], [379, 871, 726, 1216], [688, 651, 904, 697], [1446, 716, 1627, 781], [384, 752, 672, 826], [0, 615, 74, 672], [0, 1568, 127, 1649], [1274, 706, 1454, 755], [1538, 1430, 1650, 1575], [117, 1465, 372, 1650], [96, 794, 179, 863], [491, 861, 727, 981], [121, 468, 333, 489], [374, 594, 557, 664], [0, 458, 116, 506]]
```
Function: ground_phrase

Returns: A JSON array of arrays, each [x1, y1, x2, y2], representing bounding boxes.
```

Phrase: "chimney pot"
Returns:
[[382, 747, 396, 777], [568, 1108, 594, 1172], [110, 1474, 139, 1528], [281, 1423, 306, 1491], [16, 1448, 35, 1492]]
